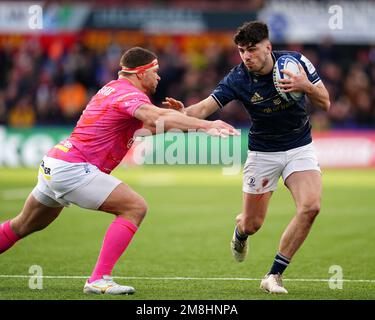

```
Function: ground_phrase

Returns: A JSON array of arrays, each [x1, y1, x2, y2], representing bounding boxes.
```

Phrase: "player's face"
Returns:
[[141, 68, 161, 95], [238, 40, 272, 74]]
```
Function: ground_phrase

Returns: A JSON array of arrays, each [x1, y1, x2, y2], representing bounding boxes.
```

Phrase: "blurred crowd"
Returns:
[[0, 35, 375, 130]]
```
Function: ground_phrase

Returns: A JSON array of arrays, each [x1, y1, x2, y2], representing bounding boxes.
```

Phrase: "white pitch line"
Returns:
[[0, 275, 374, 283]]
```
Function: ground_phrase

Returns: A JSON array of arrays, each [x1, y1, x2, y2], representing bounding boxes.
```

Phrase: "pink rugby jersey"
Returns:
[[47, 78, 147, 174]]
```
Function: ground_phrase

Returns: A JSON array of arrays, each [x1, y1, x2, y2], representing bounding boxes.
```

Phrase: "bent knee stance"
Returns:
[[238, 216, 264, 235], [118, 196, 148, 225], [297, 201, 321, 221], [134, 197, 148, 219], [242, 221, 263, 235]]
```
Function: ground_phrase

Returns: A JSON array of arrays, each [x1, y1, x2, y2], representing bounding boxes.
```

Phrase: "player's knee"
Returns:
[[242, 219, 263, 235], [138, 198, 148, 218], [115, 196, 148, 225], [298, 201, 320, 220], [132, 196, 148, 221]]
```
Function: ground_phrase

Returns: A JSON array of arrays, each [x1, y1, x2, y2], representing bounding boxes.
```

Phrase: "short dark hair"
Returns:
[[233, 21, 269, 47], [119, 47, 157, 75]]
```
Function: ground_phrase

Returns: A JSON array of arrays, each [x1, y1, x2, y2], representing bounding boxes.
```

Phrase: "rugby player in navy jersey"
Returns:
[[163, 21, 330, 294]]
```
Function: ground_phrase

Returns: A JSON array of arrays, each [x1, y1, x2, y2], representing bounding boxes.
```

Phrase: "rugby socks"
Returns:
[[0, 220, 20, 254], [268, 252, 290, 275], [89, 216, 138, 283], [235, 226, 248, 241]]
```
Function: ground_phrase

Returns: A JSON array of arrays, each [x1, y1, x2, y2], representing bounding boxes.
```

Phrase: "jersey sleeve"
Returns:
[[210, 72, 238, 108], [297, 54, 321, 85], [117, 92, 151, 116]]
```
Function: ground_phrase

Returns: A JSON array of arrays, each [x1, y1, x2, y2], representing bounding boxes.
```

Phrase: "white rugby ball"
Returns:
[[273, 55, 304, 102]]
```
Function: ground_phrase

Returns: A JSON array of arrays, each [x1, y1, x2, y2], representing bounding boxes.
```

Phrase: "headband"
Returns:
[[121, 59, 159, 74]]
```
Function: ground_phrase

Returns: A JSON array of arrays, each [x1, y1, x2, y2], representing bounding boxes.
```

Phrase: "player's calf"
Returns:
[[1, 194, 62, 253]]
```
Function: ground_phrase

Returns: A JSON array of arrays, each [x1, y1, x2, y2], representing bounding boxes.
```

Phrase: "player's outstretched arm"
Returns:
[[134, 103, 239, 137], [162, 96, 220, 119]]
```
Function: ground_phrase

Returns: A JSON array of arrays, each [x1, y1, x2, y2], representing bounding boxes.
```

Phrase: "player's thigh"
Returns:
[[282, 143, 322, 211], [98, 182, 148, 218], [281, 142, 321, 192], [242, 150, 283, 195], [284, 170, 322, 213], [12, 193, 63, 237], [62, 171, 122, 210]]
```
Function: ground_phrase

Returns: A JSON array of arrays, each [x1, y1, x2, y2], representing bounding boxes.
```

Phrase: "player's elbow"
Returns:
[[156, 110, 183, 130], [321, 99, 330, 112], [144, 113, 165, 130], [320, 87, 331, 111], [142, 107, 174, 130], [143, 118, 157, 129]]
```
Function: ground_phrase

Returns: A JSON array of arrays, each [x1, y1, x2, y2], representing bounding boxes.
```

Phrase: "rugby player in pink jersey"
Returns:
[[0, 47, 239, 295]]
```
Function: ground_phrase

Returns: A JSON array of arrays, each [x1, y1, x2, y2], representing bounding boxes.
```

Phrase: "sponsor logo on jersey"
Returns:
[[273, 98, 282, 105], [98, 86, 115, 96], [251, 92, 263, 103], [54, 140, 72, 153]]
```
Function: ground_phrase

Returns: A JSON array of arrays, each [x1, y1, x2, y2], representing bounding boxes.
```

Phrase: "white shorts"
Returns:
[[242, 142, 321, 194], [32, 156, 122, 209]]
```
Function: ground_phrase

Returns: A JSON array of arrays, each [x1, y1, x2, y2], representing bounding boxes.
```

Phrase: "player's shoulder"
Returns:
[[106, 79, 146, 97], [228, 63, 247, 75], [225, 63, 249, 83]]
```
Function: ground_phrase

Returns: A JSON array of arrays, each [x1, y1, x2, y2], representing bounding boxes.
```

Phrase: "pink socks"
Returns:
[[89, 216, 138, 283], [0, 220, 20, 254], [1, 217, 137, 282]]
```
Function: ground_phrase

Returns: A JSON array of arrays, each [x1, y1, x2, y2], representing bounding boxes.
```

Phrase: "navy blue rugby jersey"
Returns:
[[211, 51, 321, 152]]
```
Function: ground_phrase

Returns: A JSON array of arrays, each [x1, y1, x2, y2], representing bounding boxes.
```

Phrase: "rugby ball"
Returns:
[[273, 55, 304, 102]]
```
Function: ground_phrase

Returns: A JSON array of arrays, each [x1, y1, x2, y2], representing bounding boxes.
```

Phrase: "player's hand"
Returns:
[[277, 64, 311, 93], [162, 97, 186, 114], [205, 120, 240, 138]]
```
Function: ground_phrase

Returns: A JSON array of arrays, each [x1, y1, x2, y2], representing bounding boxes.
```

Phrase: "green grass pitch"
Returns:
[[0, 166, 374, 300]]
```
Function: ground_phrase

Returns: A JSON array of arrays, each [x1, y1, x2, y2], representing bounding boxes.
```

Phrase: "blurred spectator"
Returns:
[[8, 96, 36, 128], [57, 80, 87, 120], [328, 97, 354, 129], [0, 34, 374, 129], [0, 91, 7, 125]]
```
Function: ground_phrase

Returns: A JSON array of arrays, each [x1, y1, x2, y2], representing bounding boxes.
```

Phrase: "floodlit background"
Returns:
[[0, 0, 374, 300]]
